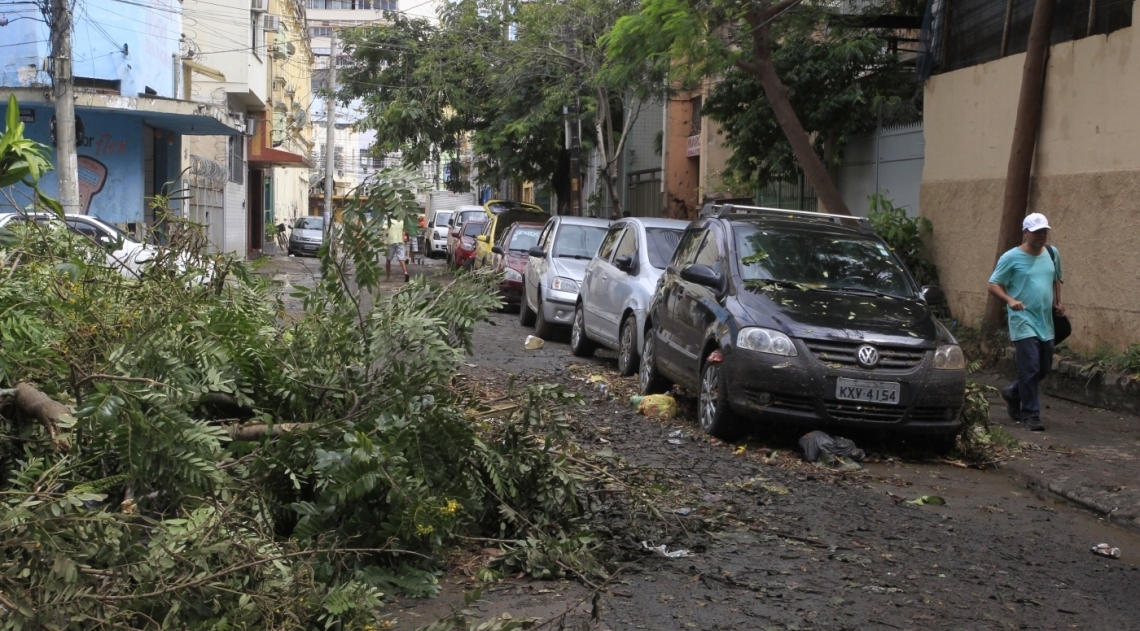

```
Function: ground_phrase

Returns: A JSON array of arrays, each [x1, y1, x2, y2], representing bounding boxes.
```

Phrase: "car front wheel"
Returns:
[[699, 360, 742, 440], [570, 304, 596, 357], [519, 295, 536, 327], [638, 334, 672, 395]]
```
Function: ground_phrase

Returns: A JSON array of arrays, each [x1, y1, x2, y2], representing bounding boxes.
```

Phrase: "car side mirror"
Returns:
[[527, 246, 546, 258], [920, 285, 947, 305], [477, 235, 488, 243], [428, 221, 434, 228], [614, 255, 633, 272], [492, 245, 504, 255], [680, 264, 722, 289]]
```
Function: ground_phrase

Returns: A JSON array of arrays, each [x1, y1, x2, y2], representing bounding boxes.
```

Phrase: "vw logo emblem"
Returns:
[[856, 345, 880, 368]]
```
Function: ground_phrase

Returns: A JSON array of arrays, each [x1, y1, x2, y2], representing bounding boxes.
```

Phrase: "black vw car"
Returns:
[[639, 204, 966, 443]]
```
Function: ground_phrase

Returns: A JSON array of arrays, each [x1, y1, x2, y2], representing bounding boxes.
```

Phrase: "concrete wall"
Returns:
[[922, 4, 1140, 352], [840, 123, 925, 217]]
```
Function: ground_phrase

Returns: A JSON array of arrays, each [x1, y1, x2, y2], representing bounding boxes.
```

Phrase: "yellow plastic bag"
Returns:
[[637, 394, 677, 419]]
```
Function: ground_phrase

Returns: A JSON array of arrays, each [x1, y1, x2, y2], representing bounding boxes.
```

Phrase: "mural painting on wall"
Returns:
[[77, 157, 108, 214]]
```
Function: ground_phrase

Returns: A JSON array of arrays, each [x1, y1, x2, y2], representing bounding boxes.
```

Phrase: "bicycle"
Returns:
[[275, 223, 288, 252]]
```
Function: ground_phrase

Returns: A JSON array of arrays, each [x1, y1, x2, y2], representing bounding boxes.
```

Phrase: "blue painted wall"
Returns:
[[13, 105, 145, 225], [0, 0, 181, 97]]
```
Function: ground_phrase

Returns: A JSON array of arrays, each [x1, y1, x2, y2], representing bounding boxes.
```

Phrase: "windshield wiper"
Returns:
[[744, 278, 823, 291], [556, 254, 590, 259]]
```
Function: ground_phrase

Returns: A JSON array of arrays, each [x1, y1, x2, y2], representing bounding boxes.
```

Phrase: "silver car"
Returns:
[[570, 217, 688, 374], [287, 216, 325, 256], [520, 216, 612, 338]]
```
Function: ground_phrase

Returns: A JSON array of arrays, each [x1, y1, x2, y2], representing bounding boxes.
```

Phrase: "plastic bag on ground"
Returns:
[[637, 394, 677, 419], [524, 335, 544, 350], [799, 430, 865, 463]]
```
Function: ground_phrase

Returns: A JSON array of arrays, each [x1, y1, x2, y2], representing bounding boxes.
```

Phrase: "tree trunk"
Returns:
[[981, 0, 1056, 337], [740, 11, 851, 216]]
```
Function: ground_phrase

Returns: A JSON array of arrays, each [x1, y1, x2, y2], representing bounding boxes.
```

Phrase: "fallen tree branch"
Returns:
[[11, 382, 71, 451], [74, 374, 169, 390], [228, 422, 308, 441]]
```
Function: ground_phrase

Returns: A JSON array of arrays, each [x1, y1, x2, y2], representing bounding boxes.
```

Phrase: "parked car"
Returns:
[[0, 212, 158, 278], [473, 200, 550, 271], [520, 216, 611, 338], [638, 204, 966, 444], [447, 206, 486, 267], [489, 221, 544, 306], [426, 210, 453, 258], [453, 219, 487, 270], [570, 217, 688, 375], [288, 216, 325, 256]]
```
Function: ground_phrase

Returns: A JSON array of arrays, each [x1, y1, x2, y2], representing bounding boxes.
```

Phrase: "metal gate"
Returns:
[[626, 169, 663, 217], [185, 154, 227, 252]]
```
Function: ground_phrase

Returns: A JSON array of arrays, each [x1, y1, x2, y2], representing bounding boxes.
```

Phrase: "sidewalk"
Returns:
[[978, 371, 1140, 532]]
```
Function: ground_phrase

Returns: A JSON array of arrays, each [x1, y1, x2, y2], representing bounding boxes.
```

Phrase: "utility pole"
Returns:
[[568, 95, 581, 216], [49, 0, 80, 214], [323, 28, 337, 230]]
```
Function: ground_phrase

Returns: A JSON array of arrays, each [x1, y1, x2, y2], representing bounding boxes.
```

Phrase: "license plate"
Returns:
[[836, 378, 900, 405]]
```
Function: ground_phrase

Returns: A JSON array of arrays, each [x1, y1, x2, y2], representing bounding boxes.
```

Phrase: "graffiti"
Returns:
[[77, 156, 108, 214], [94, 134, 128, 156]]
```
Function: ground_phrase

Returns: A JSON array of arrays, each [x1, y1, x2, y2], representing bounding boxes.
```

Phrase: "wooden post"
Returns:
[[981, 0, 1058, 337]]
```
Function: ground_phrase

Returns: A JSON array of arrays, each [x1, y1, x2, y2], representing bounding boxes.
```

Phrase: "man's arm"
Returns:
[[1053, 279, 1064, 316], [988, 282, 1025, 311]]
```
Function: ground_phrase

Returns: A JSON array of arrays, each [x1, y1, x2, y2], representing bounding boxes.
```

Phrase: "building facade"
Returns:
[[0, 0, 239, 232]]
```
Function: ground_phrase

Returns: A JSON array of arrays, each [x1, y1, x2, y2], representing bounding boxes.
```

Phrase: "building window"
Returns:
[[229, 136, 245, 185], [305, 0, 396, 8], [310, 27, 333, 37]]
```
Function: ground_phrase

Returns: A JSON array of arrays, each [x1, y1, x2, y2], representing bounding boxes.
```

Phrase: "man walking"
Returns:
[[385, 215, 410, 283], [987, 213, 1065, 431]]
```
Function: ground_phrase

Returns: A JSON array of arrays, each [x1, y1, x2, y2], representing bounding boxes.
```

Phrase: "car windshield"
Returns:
[[462, 221, 486, 237], [734, 225, 915, 298], [295, 217, 324, 230], [553, 225, 608, 259], [507, 226, 542, 252], [457, 211, 483, 226], [645, 228, 684, 269], [435, 212, 452, 226]]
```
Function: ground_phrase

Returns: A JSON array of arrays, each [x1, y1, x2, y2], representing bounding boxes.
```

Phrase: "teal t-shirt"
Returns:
[[989, 246, 1062, 342]]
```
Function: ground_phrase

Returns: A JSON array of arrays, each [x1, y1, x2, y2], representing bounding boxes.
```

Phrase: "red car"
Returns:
[[447, 208, 487, 268], [490, 222, 544, 306], [454, 220, 486, 270]]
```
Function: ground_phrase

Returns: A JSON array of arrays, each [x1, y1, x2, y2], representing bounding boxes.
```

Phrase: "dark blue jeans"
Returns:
[[1005, 337, 1055, 421]]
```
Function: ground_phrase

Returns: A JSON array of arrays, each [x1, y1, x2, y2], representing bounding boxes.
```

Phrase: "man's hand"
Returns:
[[1054, 301, 1066, 316], [1007, 298, 1025, 311]]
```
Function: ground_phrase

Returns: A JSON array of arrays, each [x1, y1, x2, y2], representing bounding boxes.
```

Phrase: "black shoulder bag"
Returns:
[[1046, 246, 1071, 344]]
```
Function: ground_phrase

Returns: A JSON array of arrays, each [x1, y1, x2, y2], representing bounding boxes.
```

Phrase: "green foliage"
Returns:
[[954, 378, 1018, 463], [867, 192, 938, 287], [0, 105, 615, 626], [703, 35, 916, 191]]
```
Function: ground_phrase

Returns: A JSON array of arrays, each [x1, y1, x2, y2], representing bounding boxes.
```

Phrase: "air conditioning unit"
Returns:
[[245, 115, 258, 137], [261, 14, 280, 31], [251, 0, 267, 12]]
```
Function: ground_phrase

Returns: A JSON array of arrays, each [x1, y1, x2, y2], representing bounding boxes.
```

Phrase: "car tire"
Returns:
[[638, 334, 672, 395], [698, 360, 742, 441], [617, 316, 639, 377], [570, 304, 596, 357], [534, 298, 556, 339], [519, 296, 536, 327]]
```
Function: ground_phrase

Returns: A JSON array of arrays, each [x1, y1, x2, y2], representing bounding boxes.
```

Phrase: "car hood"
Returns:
[[504, 252, 528, 272], [293, 228, 324, 241], [549, 256, 589, 281], [737, 285, 941, 348]]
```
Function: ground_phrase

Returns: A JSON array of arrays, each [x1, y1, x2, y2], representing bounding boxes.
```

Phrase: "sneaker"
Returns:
[[404, 274, 410, 283], [1024, 417, 1046, 432], [999, 386, 1020, 422]]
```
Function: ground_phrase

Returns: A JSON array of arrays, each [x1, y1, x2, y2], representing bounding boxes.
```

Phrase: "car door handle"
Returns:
[[600, 274, 609, 281]]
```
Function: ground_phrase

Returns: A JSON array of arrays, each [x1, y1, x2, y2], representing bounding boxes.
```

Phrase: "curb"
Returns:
[[1003, 459, 1140, 534], [998, 348, 1140, 416]]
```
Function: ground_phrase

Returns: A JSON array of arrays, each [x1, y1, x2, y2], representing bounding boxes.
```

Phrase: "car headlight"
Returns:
[[737, 327, 798, 357], [933, 344, 966, 370], [461, 242, 475, 251], [550, 276, 579, 293], [504, 268, 522, 282]]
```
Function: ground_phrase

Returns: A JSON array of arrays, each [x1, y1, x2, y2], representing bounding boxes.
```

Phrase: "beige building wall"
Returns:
[[922, 5, 1140, 352]]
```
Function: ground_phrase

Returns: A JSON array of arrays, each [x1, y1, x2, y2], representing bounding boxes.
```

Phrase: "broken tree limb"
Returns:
[[11, 382, 72, 451], [228, 423, 306, 441]]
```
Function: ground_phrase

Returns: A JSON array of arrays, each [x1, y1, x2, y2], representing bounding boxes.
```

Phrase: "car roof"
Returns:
[[456, 205, 484, 212], [727, 215, 876, 238], [554, 216, 612, 227], [623, 217, 689, 230], [506, 221, 545, 230]]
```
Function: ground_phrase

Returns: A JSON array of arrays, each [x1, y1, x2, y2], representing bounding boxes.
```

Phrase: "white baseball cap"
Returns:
[[1023, 213, 1051, 232]]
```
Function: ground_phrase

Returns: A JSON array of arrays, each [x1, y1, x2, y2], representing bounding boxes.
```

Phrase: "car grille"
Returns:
[[910, 407, 959, 423], [805, 340, 926, 370], [769, 394, 816, 413], [825, 401, 906, 423]]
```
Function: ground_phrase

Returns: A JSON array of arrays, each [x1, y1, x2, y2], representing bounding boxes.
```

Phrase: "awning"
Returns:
[[248, 110, 314, 168], [2, 88, 242, 136]]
